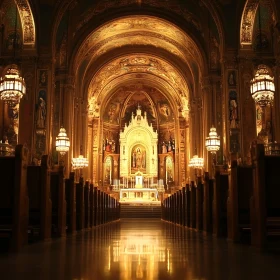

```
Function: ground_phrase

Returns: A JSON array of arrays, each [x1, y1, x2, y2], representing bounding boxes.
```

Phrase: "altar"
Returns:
[[119, 187, 159, 204]]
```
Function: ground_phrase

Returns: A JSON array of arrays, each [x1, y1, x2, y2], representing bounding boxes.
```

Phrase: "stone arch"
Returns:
[[240, 0, 277, 48], [14, 0, 36, 47]]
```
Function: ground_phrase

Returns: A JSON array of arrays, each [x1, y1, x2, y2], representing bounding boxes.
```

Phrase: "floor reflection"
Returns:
[[0, 219, 280, 280]]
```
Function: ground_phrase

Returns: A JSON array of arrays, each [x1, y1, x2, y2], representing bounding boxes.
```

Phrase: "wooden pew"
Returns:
[[89, 183, 94, 227], [65, 172, 76, 234], [203, 172, 213, 233], [76, 177, 84, 231], [84, 181, 90, 229], [185, 184, 191, 228], [0, 145, 29, 252], [27, 155, 52, 242], [251, 144, 280, 250], [213, 166, 229, 237], [181, 187, 186, 226], [228, 161, 253, 243], [196, 177, 203, 231], [50, 165, 66, 237], [190, 181, 196, 229], [93, 186, 98, 226]]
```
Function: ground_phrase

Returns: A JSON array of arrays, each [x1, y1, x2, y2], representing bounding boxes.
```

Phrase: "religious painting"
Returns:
[[229, 91, 238, 129], [131, 145, 146, 174], [104, 102, 120, 124], [34, 69, 48, 164], [158, 102, 173, 124], [228, 71, 237, 87], [104, 156, 113, 184], [36, 90, 47, 129], [166, 156, 174, 183], [256, 104, 262, 135], [39, 70, 48, 87], [230, 131, 240, 153], [6, 32, 21, 51]]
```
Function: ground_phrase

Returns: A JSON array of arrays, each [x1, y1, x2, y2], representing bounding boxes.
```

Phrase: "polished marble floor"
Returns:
[[0, 219, 280, 280]]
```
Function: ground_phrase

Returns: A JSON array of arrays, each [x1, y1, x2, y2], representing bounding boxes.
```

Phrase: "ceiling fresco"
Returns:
[[102, 84, 175, 126], [74, 0, 203, 37], [74, 16, 203, 72], [0, 0, 36, 49], [87, 54, 190, 122]]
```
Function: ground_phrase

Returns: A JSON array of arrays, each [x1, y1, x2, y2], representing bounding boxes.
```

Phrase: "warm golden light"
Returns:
[[72, 155, 89, 169], [55, 127, 70, 156], [189, 155, 204, 169], [205, 126, 220, 154], [0, 66, 26, 104], [250, 64, 275, 107]]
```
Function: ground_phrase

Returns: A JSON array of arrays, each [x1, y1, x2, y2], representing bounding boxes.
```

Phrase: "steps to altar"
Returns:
[[120, 204, 162, 219]]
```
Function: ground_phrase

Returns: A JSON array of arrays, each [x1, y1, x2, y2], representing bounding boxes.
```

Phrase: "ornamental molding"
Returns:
[[74, 16, 203, 71], [73, 0, 201, 37], [87, 55, 190, 123], [87, 55, 189, 105], [75, 31, 193, 70], [15, 0, 36, 47], [240, 0, 259, 47]]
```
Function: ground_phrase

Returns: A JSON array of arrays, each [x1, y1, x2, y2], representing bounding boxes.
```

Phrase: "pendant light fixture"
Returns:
[[205, 11, 220, 155], [250, 2, 274, 107], [205, 85, 220, 154], [55, 10, 70, 157], [0, 5, 26, 105], [72, 145, 88, 170]]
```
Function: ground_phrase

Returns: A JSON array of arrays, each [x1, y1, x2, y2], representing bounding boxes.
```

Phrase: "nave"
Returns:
[[0, 219, 279, 280]]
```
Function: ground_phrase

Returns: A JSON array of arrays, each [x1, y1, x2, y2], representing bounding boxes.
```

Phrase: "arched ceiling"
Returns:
[[240, 0, 276, 48], [0, 0, 36, 51], [73, 16, 204, 72], [15, 0, 36, 47], [73, 16, 206, 125]]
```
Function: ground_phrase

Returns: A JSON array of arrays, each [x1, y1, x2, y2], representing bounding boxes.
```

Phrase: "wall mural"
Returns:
[[229, 90, 238, 129], [5, 103, 19, 146], [104, 156, 113, 184], [228, 70, 240, 154], [131, 145, 146, 174], [33, 70, 48, 164], [166, 156, 174, 183], [105, 102, 120, 124], [228, 70, 237, 87], [158, 102, 173, 123]]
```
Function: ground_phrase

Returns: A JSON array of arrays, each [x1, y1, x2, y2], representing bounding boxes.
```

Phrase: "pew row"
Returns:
[[0, 145, 29, 252]]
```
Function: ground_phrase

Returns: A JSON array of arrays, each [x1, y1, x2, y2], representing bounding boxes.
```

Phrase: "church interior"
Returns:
[[0, 0, 280, 279]]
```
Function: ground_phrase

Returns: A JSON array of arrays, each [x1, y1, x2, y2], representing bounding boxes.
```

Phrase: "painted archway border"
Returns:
[[15, 0, 36, 47], [240, 0, 277, 48]]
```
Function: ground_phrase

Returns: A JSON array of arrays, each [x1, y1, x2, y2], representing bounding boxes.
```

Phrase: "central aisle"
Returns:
[[0, 219, 280, 279]]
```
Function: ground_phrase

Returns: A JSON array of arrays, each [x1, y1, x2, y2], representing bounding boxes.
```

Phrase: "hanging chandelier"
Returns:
[[250, 64, 275, 107], [0, 66, 26, 104], [55, 127, 70, 156], [205, 126, 220, 154], [189, 155, 204, 169], [72, 155, 89, 169]]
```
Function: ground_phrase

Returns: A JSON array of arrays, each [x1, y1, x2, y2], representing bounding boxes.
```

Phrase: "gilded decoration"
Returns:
[[102, 84, 176, 127], [119, 106, 158, 177], [15, 0, 35, 46], [74, 16, 203, 70], [87, 55, 189, 118], [240, 0, 259, 46], [84, 33, 186, 64], [74, 0, 201, 37]]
